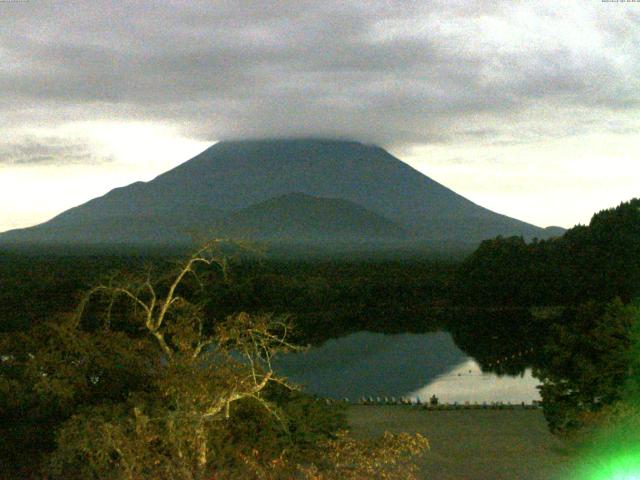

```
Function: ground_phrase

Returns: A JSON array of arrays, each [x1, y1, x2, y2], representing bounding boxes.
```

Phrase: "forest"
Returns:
[[453, 199, 640, 434], [1, 198, 639, 478]]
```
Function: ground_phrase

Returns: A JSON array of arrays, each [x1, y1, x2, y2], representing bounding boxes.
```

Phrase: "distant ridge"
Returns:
[[213, 192, 406, 242], [0, 139, 563, 250]]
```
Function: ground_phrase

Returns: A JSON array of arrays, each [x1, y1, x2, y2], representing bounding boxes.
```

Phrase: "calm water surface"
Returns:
[[274, 331, 541, 403]]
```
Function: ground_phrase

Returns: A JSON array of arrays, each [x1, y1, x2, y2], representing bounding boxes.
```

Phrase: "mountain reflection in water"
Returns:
[[273, 331, 541, 402]]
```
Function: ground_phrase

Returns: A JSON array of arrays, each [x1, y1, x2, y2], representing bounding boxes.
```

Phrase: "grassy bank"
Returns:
[[347, 405, 574, 480]]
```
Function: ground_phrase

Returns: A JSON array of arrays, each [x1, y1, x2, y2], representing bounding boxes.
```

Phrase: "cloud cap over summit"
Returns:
[[1, 1, 638, 232], [2, 1, 638, 147]]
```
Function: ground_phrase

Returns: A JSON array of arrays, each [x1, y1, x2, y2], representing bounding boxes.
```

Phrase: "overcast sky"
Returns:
[[1, 0, 638, 232]]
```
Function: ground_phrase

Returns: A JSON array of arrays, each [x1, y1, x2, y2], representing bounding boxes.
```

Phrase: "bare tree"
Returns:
[[36, 240, 428, 479], [67, 240, 297, 479]]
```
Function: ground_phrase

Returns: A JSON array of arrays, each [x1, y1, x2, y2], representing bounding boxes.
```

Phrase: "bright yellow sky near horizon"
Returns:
[[0, 122, 211, 233], [1, 120, 637, 234], [1, 1, 638, 234]]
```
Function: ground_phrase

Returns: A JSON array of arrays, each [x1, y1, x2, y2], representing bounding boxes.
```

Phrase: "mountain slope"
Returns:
[[0, 139, 560, 247], [214, 192, 406, 242]]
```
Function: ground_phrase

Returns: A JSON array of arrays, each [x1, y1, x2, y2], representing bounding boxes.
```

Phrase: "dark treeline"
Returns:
[[449, 198, 640, 364], [200, 258, 456, 344], [0, 252, 169, 332], [3, 200, 639, 357], [0, 250, 458, 344], [451, 198, 640, 433], [454, 198, 640, 307]]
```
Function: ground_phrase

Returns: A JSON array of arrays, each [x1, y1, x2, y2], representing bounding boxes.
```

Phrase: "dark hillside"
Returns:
[[0, 139, 559, 249]]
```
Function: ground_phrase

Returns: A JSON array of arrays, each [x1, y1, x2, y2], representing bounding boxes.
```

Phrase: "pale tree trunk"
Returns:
[[195, 423, 209, 480]]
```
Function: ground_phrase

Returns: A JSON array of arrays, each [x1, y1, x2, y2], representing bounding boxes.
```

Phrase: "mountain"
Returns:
[[214, 192, 406, 242], [542, 226, 566, 238], [0, 139, 562, 249]]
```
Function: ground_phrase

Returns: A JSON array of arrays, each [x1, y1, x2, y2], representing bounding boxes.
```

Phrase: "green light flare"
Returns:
[[570, 439, 640, 480], [584, 454, 640, 479], [577, 310, 640, 480]]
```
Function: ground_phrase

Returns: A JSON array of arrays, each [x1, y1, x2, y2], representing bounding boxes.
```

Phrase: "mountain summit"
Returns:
[[0, 139, 559, 249]]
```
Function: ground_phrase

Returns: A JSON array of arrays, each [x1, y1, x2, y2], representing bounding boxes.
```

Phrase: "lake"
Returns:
[[274, 331, 541, 403]]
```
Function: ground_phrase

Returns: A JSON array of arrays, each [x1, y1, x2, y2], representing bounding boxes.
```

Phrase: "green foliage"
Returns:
[[451, 199, 640, 433], [456, 236, 534, 306], [556, 307, 640, 478], [0, 251, 454, 342], [0, 243, 428, 479], [201, 258, 453, 344], [456, 198, 640, 307], [534, 299, 639, 434]]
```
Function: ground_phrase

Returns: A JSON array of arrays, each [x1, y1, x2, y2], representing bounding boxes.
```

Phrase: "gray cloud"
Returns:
[[1, 0, 638, 152], [0, 137, 112, 166]]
